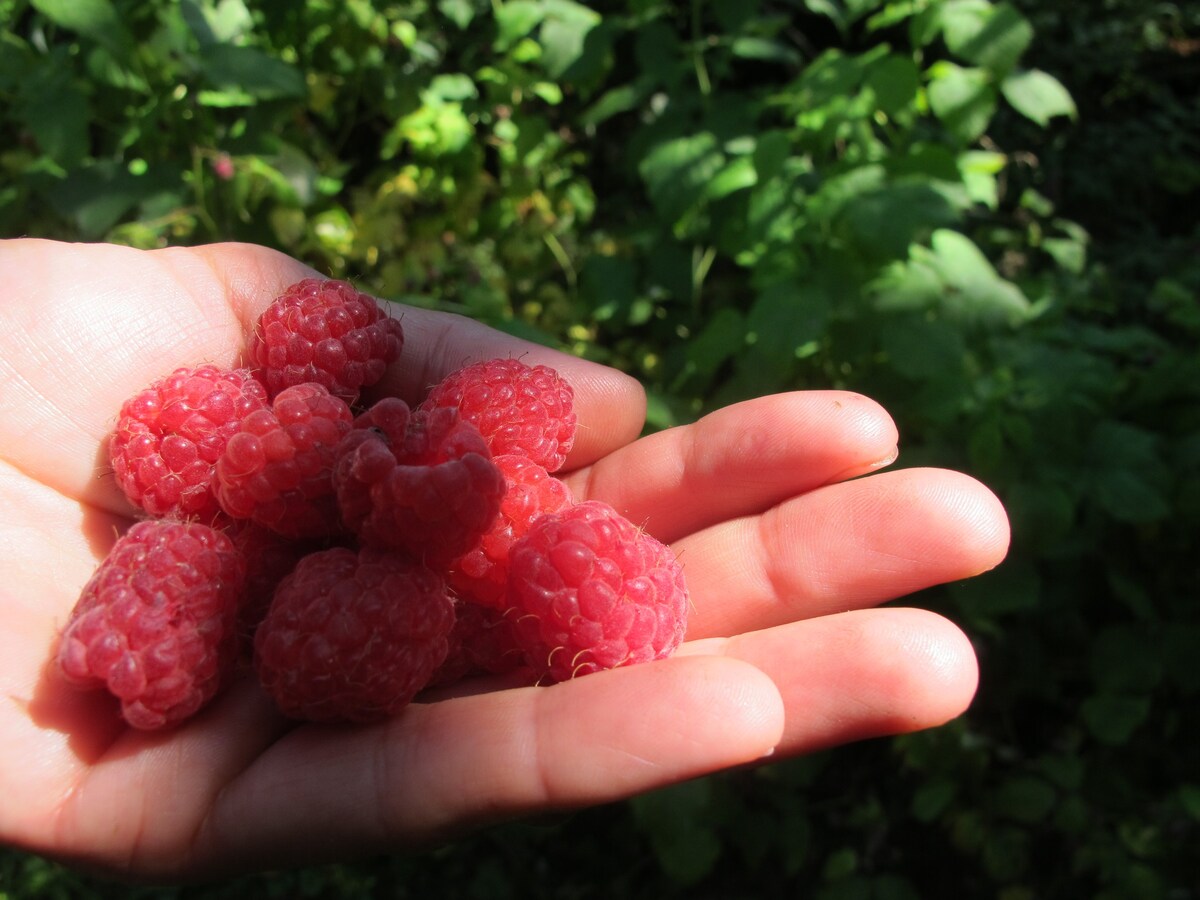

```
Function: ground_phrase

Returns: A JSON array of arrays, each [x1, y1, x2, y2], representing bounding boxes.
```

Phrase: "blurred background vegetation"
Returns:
[[2, 0, 1198, 896]]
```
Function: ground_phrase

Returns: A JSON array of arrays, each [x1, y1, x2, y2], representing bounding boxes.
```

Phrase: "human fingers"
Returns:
[[680, 606, 979, 752], [564, 391, 899, 544], [677, 467, 1010, 640], [48, 656, 782, 878]]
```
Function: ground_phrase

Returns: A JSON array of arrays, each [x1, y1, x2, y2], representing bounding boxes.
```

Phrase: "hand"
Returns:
[[0, 238, 1009, 880]]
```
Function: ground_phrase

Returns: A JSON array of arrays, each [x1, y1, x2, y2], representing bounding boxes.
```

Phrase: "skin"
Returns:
[[0, 238, 1010, 881]]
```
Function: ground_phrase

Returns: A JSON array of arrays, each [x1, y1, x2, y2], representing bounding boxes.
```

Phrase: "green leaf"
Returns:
[[631, 781, 722, 885], [638, 132, 725, 228], [927, 62, 998, 144], [43, 160, 182, 238], [1087, 420, 1170, 523], [752, 131, 793, 182], [867, 1, 924, 32], [199, 44, 307, 101], [428, 73, 478, 102], [1179, 785, 1200, 822], [30, 0, 133, 55], [580, 82, 648, 127], [1042, 235, 1087, 274], [924, 228, 1030, 323], [841, 181, 959, 260], [438, 0, 475, 29], [1093, 469, 1171, 523], [494, 0, 544, 51], [958, 150, 1007, 209], [1001, 69, 1077, 126], [686, 307, 746, 377], [1090, 627, 1163, 694], [17, 61, 89, 166], [911, 778, 957, 823], [580, 253, 637, 321], [180, 0, 253, 45], [993, 776, 1056, 824], [804, 0, 887, 33], [746, 280, 831, 373], [731, 36, 801, 66], [942, 0, 1033, 74], [538, 0, 601, 79], [705, 157, 757, 202], [866, 53, 920, 116], [1081, 694, 1150, 745]]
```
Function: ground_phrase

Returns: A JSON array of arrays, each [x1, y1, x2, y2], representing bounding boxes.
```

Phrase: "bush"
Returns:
[[2, 0, 1196, 896]]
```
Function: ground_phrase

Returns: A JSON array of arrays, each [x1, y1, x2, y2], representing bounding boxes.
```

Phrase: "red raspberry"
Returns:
[[56, 520, 244, 730], [430, 599, 527, 687], [333, 400, 505, 565], [418, 358, 576, 472], [250, 278, 404, 404], [109, 365, 268, 521], [214, 382, 353, 539], [226, 522, 317, 654], [448, 455, 574, 610], [505, 501, 689, 683], [254, 547, 454, 722]]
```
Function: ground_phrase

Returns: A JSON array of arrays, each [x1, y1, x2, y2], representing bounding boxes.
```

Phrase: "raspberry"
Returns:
[[109, 365, 269, 522], [214, 382, 353, 539], [505, 501, 689, 683], [430, 599, 527, 687], [418, 358, 577, 471], [333, 400, 506, 565], [250, 278, 404, 405], [254, 547, 454, 722], [448, 454, 573, 610], [56, 520, 244, 729], [226, 522, 317, 653]]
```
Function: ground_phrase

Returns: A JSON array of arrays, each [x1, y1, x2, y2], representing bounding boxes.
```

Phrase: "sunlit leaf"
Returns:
[[927, 62, 997, 144], [30, 0, 133, 55], [1001, 68, 1077, 125]]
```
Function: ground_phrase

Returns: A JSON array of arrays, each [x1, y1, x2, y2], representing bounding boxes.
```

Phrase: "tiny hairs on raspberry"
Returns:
[[60, 280, 688, 728]]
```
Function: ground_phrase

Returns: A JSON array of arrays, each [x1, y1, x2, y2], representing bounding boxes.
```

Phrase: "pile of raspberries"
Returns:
[[55, 278, 689, 729]]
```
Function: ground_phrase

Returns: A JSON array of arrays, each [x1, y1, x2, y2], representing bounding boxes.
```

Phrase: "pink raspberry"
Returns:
[[333, 400, 505, 565], [109, 365, 269, 522], [226, 522, 318, 654], [418, 358, 577, 471], [505, 500, 689, 683], [448, 454, 574, 610], [56, 520, 244, 730], [214, 382, 353, 539], [254, 546, 454, 722], [250, 278, 404, 404], [430, 599, 527, 687]]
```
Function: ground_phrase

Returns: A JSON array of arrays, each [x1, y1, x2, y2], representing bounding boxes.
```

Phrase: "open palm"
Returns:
[[0, 239, 1008, 880]]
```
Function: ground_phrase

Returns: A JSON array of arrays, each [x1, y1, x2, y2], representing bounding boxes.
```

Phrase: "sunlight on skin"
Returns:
[[0, 239, 1009, 880]]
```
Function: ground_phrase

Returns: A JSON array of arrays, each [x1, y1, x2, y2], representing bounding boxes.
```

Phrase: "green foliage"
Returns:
[[1, 0, 1197, 896]]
